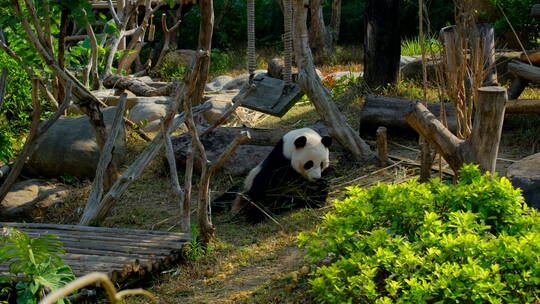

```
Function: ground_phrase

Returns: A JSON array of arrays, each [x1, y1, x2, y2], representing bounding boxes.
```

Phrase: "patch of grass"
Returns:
[[401, 35, 442, 56]]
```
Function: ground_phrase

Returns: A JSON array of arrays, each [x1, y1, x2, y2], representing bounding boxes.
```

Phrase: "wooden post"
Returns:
[[364, 0, 401, 88], [471, 23, 498, 86], [376, 127, 388, 167], [309, 0, 333, 63], [462, 87, 506, 173]]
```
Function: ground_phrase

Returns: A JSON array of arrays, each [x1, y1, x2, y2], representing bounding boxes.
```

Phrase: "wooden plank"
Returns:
[[23, 230, 187, 248], [18, 227, 188, 242], [1, 222, 189, 238]]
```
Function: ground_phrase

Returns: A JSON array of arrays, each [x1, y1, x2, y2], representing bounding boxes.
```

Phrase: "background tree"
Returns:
[[363, 0, 401, 88]]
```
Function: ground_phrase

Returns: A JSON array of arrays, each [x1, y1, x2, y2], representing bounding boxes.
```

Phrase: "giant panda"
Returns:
[[230, 127, 332, 222]]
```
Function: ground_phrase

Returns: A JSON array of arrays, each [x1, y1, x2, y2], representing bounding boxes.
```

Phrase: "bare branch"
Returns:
[[107, 0, 122, 27], [0, 68, 7, 111], [37, 83, 72, 136], [208, 131, 251, 174], [202, 84, 255, 136], [0, 79, 42, 203], [85, 94, 128, 219]]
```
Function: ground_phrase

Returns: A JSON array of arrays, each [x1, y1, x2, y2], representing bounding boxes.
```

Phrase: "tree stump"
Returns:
[[405, 87, 507, 174]]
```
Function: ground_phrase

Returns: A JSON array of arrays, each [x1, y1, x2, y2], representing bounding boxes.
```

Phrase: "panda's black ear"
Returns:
[[294, 136, 307, 148], [321, 136, 332, 147]]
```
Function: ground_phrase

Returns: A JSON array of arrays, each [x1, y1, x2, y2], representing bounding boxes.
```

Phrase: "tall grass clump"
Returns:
[[401, 36, 442, 56], [299, 164, 540, 304]]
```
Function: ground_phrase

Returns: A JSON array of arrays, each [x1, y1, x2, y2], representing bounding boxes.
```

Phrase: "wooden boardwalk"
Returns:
[[0, 222, 190, 284]]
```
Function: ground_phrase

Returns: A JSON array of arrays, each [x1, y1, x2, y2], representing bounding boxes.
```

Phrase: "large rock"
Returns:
[[324, 71, 363, 82], [507, 153, 540, 210], [205, 75, 234, 92], [400, 58, 440, 81], [267, 58, 323, 80], [222, 70, 267, 91], [172, 132, 273, 176], [128, 101, 168, 123], [26, 107, 126, 179], [0, 179, 69, 220]]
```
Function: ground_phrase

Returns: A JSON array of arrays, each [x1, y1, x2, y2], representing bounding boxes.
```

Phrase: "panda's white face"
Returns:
[[282, 128, 331, 182]]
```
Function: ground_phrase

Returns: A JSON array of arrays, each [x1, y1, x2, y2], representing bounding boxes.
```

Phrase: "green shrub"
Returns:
[[0, 228, 75, 303], [299, 164, 540, 304]]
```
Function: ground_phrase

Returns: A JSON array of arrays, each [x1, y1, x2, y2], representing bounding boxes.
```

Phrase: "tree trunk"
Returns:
[[364, 0, 400, 88], [293, 0, 376, 163], [404, 87, 507, 174], [309, 0, 333, 64], [330, 0, 341, 44], [57, 9, 69, 104]]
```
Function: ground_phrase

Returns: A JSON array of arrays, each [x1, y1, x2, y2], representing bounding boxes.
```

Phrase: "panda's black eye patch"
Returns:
[[304, 161, 314, 170]]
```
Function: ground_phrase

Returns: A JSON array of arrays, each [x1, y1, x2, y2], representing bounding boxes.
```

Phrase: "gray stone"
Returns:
[[163, 49, 197, 67], [400, 58, 440, 81], [128, 102, 168, 123], [400, 55, 421, 67], [26, 107, 126, 179], [205, 75, 234, 92], [0, 179, 69, 220], [222, 70, 267, 91], [173, 130, 273, 176], [325, 71, 363, 82], [507, 153, 540, 210]]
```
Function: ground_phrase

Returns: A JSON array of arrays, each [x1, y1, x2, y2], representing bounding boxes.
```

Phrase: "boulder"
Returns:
[[222, 70, 267, 91], [26, 107, 126, 179], [400, 55, 421, 67], [267, 57, 323, 80], [400, 58, 440, 81], [507, 153, 540, 210], [172, 130, 273, 176], [324, 71, 363, 82], [162, 49, 197, 67], [0, 179, 69, 220], [128, 101, 168, 123], [205, 75, 234, 92]]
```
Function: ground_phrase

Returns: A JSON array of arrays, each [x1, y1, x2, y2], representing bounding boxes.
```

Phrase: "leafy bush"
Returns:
[[0, 228, 74, 303], [299, 165, 540, 303], [487, 0, 539, 48]]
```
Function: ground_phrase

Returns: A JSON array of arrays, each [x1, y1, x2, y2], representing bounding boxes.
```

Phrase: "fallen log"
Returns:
[[103, 74, 174, 97], [360, 95, 458, 132], [361, 95, 540, 132], [508, 60, 540, 83]]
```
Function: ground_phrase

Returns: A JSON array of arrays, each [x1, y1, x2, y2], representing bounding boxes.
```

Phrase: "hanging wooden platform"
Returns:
[[0, 222, 189, 284], [234, 74, 304, 117]]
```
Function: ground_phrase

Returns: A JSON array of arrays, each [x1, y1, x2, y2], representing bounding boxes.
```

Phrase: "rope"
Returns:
[[247, 0, 256, 84], [283, 0, 293, 86]]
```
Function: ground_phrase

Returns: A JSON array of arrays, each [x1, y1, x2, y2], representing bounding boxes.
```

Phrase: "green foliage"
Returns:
[[401, 36, 442, 56], [322, 72, 361, 98], [299, 165, 540, 303], [184, 225, 212, 262], [0, 228, 75, 303], [486, 0, 539, 48]]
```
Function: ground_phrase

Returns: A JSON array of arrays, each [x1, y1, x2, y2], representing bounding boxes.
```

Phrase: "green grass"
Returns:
[[401, 36, 443, 56]]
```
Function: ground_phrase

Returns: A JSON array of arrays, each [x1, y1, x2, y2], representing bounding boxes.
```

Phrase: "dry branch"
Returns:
[[40, 272, 156, 304], [78, 103, 211, 225], [103, 74, 175, 96], [201, 84, 255, 136], [85, 94, 127, 217], [0, 79, 42, 203], [292, 0, 375, 163], [0, 68, 7, 111], [154, 13, 183, 70]]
